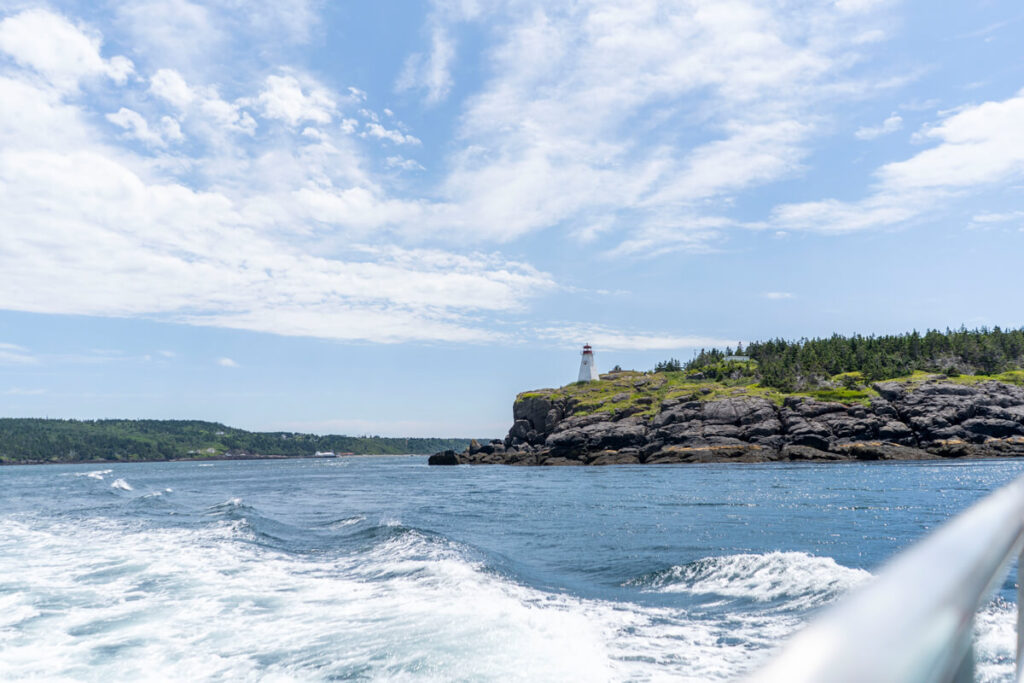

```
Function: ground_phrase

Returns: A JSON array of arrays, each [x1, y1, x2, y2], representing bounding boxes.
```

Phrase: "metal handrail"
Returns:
[[745, 475, 1024, 683]]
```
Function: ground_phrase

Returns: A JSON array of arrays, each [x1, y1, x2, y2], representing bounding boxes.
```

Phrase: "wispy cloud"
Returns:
[[361, 122, 420, 145], [0, 343, 37, 365], [0, 8, 556, 345], [396, 23, 456, 104], [855, 113, 903, 140], [217, 357, 239, 367], [770, 89, 1024, 234], [4, 387, 46, 395], [0, 2, 1009, 352], [535, 325, 737, 351], [969, 211, 1024, 230], [762, 292, 795, 300]]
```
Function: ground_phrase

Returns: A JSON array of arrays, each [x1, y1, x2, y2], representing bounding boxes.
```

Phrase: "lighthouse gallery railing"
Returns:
[[745, 474, 1024, 683]]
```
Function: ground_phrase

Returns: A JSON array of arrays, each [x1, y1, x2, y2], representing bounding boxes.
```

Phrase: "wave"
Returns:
[[110, 478, 133, 491], [628, 551, 871, 610], [73, 469, 112, 480], [0, 517, 1014, 682], [323, 515, 365, 529]]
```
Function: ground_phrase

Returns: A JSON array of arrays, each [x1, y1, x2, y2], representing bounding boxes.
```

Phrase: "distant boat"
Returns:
[[313, 451, 337, 457]]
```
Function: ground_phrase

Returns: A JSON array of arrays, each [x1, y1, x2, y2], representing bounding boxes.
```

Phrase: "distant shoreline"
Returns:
[[0, 418, 476, 466], [0, 453, 428, 467]]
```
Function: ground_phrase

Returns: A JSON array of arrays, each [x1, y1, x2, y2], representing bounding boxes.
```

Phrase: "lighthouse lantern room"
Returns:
[[578, 344, 599, 382]]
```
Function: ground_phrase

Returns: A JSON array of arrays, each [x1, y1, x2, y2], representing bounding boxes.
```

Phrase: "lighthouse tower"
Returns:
[[578, 344, 599, 382]]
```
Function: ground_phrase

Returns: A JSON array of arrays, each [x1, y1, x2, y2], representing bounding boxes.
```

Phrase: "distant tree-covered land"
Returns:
[[0, 419, 475, 465], [678, 327, 1024, 392]]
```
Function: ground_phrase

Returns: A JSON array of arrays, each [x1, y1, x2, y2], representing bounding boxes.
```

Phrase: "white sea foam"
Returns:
[[109, 478, 133, 491], [976, 598, 1016, 683], [644, 551, 872, 609], [0, 518, 1014, 682], [327, 516, 365, 529], [74, 469, 112, 480]]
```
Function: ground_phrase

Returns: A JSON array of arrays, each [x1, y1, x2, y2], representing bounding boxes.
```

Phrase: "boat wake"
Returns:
[[0, 513, 1015, 681]]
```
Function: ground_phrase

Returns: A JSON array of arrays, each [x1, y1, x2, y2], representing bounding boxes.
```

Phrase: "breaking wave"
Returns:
[[73, 469, 112, 480], [629, 551, 872, 610]]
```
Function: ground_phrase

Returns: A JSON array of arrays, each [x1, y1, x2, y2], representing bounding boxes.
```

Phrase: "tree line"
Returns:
[[679, 327, 1024, 391], [0, 418, 473, 464]]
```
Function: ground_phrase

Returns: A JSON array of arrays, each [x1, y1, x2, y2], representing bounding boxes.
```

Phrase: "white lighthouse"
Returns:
[[578, 344, 599, 382]]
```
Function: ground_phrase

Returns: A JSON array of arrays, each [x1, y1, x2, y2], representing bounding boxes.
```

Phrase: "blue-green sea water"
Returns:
[[2, 457, 1023, 681]]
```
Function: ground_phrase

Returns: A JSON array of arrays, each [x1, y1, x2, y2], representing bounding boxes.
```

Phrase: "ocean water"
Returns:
[[1, 458, 1022, 682]]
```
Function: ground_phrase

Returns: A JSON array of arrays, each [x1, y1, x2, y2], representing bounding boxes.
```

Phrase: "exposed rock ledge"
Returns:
[[430, 380, 1024, 465]]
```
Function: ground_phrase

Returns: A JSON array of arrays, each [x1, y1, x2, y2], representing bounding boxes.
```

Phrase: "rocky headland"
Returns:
[[430, 372, 1024, 466]]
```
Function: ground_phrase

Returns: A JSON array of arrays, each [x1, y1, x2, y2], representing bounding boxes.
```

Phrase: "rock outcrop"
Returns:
[[431, 378, 1024, 466]]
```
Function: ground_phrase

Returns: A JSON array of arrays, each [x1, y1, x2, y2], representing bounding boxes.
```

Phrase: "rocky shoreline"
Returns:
[[430, 379, 1024, 466]]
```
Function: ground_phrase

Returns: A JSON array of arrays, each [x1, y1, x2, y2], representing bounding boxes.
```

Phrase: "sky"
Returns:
[[0, 0, 1023, 438]]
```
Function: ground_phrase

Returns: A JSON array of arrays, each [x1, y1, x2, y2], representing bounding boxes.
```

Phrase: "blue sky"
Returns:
[[0, 0, 1022, 437]]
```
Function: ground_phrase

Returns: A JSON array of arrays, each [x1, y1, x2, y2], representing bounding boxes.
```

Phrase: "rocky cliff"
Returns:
[[429, 374, 1024, 465]]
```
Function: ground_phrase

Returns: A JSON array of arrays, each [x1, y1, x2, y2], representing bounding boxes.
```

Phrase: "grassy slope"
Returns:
[[521, 368, 1024, 420]]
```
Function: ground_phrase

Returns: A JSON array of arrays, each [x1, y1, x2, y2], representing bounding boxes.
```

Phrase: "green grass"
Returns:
[[518, 366, 1024, 424]]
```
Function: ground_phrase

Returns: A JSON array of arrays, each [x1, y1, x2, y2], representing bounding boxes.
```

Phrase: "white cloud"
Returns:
[[535, 325, 737, 351], [397, 25, 456, 104], [0, 7, 573, 347], [255, 74, 335, 127], [116, 0, 223, 74], [771, 90, 1024, 233], [362, 122, 421, 145], [880, 91, 1024, 190], [150, 68, 195, 108], [0, 63, 555, 345], [0, 2, 951, 348], [232, 0, 321, 44], [217, 357, 239, 367], [386, 156, 425, 171], [0, 9, 133, 91], [161, 116, 184, 142], [770, 195, 920, 233], [106, 108, 180, 147], [969, 211, 1024, 230], [149, 68, 256, 135], [394, 0, 901, 250], [971, 211, 1024, 224], [4, 387, 46, 395], [834, 0, 891, 13], [855, 113, 903, 140], [762, 291, 795, 300], [0, 343, 36, 365]]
